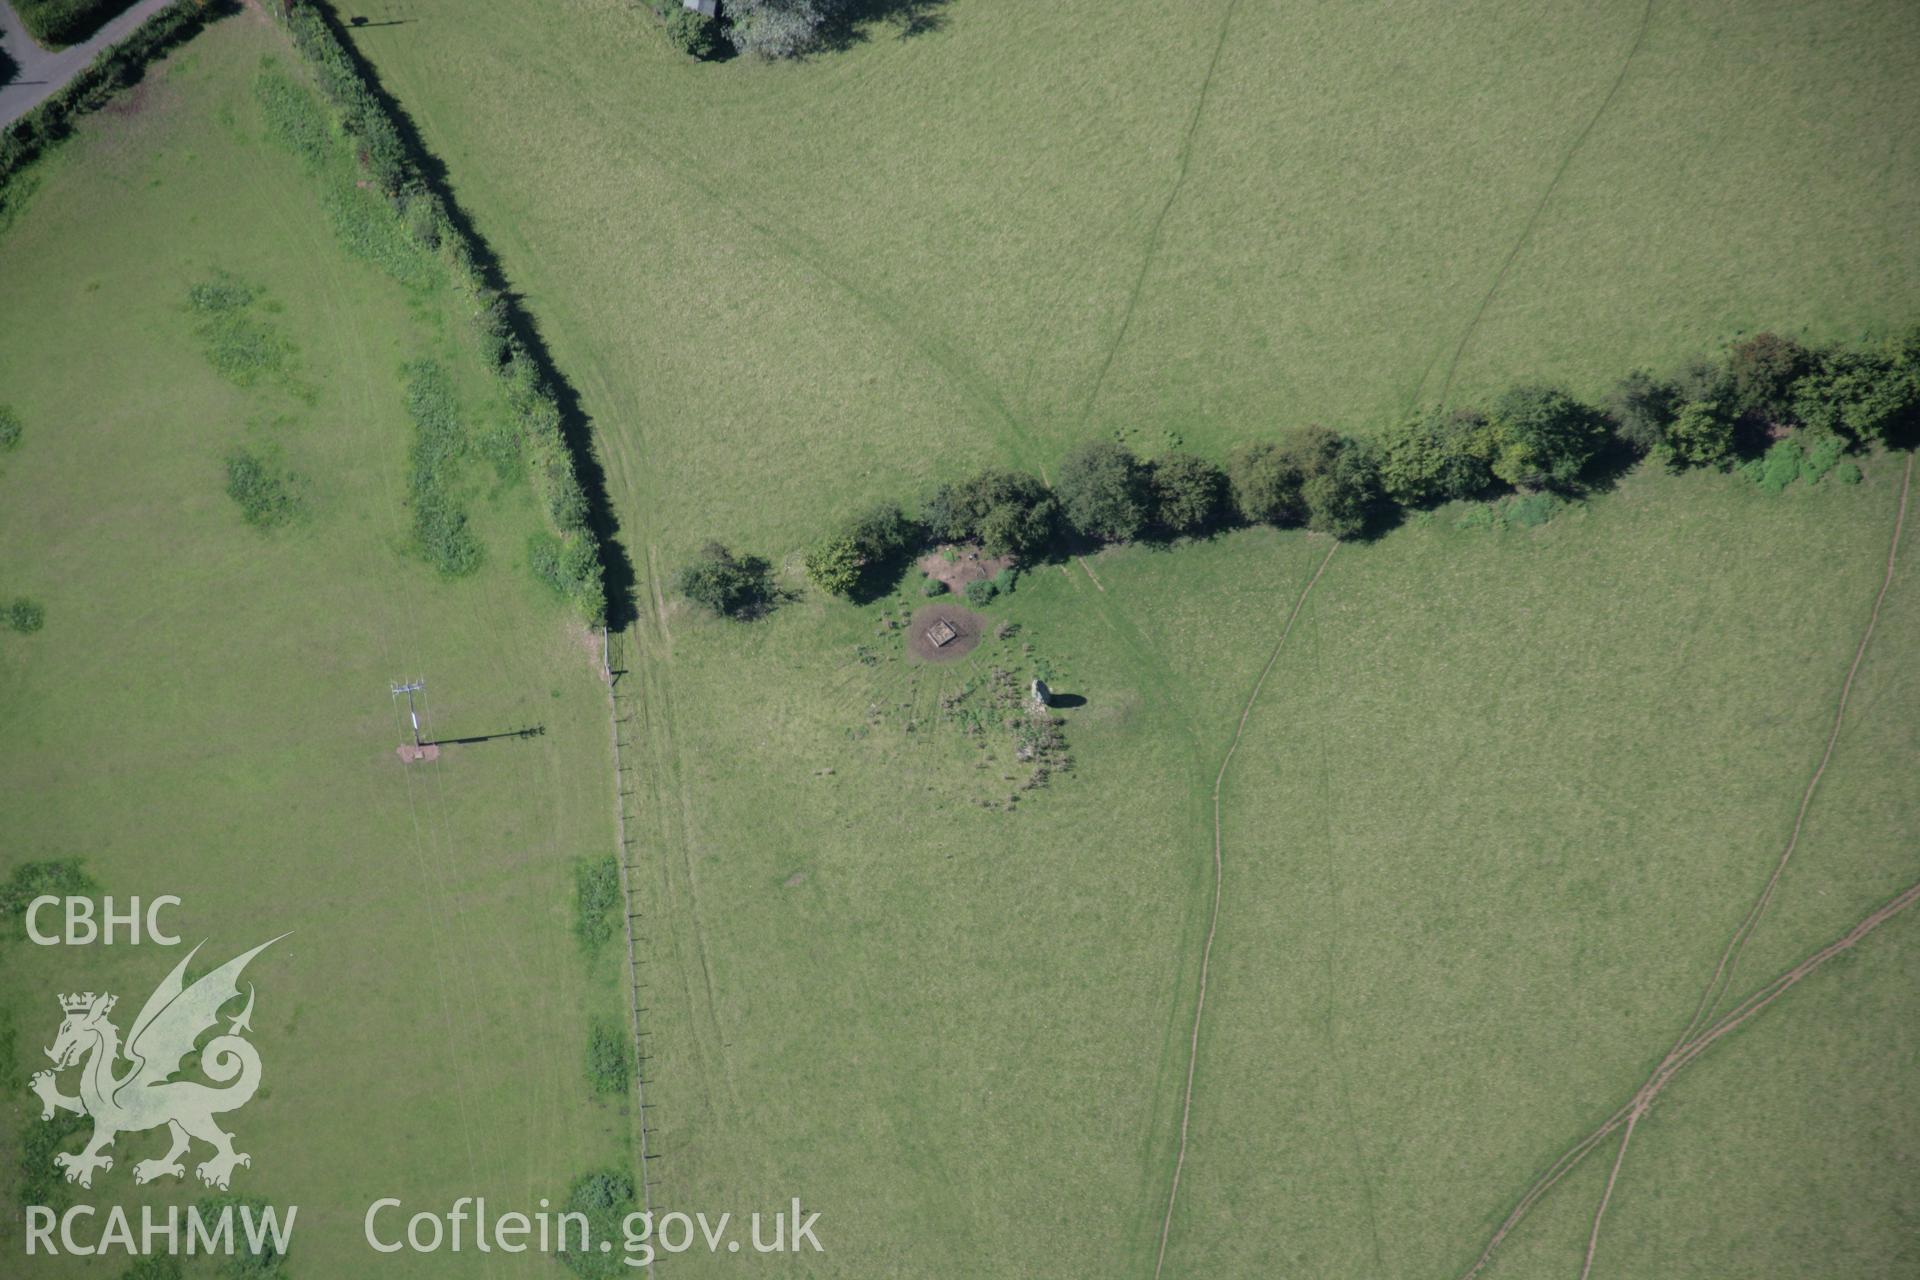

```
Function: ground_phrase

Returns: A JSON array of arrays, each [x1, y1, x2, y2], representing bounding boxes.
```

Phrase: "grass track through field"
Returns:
[[1459, 452, 1918, 1280], [1458, 873, 1920, 1280], [1306, 601, 1390, 1276], [1572, 450, 1917, 1278], [1428, 0, 1656, 407], [1072, 0, 1240, 432], [1153, 538, 1341, 1280], [1673, 451, 1916, 1047]]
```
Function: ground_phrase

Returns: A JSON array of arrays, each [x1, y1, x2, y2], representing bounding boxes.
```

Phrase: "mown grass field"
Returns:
[[336, 0, 1920, 1275], [0, 13, 628, 1274]]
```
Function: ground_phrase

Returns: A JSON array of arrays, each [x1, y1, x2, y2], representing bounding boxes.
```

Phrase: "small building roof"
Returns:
[[925, 619, 958, 648], [684, 0, 718, 16]]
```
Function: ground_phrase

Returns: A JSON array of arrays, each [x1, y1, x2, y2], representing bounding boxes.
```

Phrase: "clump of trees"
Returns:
[[1484, 385, 1611, 489], [1149, 452, 1228, 534], [1728, 332, 1813, 422], [964, 568, 1018, 607], [924, 469, 1058, 559], [573, 855, 620, 953], [653, 0, 944, 61], [15, 0, 139, 47], [676, 542, 776, 618], [1607, 327, 1920, 473], [1378, 408, 1495, 507], [1229, 426, 1382, 538], [558, 1169, 636, 1280], [662, 7, 721, 58], [1055, 439, 1151, 542], [720, 0, 853, 59], [805, 503, 916, 599]]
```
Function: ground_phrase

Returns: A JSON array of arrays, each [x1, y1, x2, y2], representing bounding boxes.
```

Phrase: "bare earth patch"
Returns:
[[396, 743, 440, 762], [907, 603, 985, 663], [917, 543, 1013, 596]]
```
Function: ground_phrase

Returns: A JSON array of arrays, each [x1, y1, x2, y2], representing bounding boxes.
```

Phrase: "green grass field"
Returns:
[[328, 0, 1920, 1275], [0, 14, 629, 1274], [4, 0, 1917, 1276]]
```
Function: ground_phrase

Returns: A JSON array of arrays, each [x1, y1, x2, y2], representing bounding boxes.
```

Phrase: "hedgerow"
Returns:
[[16, 0, 138, 47], [0, 1, 224, 224], [265, 1, 608, 623], [750, 325, 1920, 616]]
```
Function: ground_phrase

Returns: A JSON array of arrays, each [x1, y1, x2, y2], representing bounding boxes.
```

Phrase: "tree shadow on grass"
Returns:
[[819, 0, 952, 51], [321, 7, 641, 630], [1572, 431, 1645, 499], [845, 545, 924, 605]]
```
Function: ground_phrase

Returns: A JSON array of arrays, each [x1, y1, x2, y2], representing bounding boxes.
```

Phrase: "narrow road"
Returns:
[[0, 0, 176, 127]]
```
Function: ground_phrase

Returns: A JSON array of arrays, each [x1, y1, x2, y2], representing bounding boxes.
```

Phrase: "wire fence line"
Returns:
[[603, 626, 660, 1272]]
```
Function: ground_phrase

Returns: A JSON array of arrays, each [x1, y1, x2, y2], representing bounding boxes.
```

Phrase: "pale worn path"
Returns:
[[0, 0, 175, 127]]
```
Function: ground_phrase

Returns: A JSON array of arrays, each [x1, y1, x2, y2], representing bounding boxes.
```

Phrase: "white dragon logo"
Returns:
[[29, 936, 284, 1191]]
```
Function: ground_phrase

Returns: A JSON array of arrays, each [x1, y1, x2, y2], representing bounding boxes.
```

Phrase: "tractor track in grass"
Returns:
[[1459, 873, 1920, 1280], [1073, 0, 1241, 434], [1570, 449, 1915, 1278], [1428, 0, 1655, 407], [1670, 451, 1914, 1050], [1306, 599, 1389, 1276], [1459, 452, 1916, 1280], [1153, 538, 1340, 1280]]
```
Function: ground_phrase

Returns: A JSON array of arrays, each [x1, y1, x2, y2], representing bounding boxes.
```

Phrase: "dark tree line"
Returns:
[[676, 326, 1920, 615]]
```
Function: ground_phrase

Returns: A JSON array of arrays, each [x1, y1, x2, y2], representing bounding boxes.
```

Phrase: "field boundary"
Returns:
[[264, 0, 660, 1223], [267, 0, 630, 626], [603, 628, 658, 1272], [1153, 537, 1339, 1280]]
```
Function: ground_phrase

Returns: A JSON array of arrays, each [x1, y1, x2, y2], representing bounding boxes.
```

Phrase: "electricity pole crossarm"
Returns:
[[390, 679, 426, 748]]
